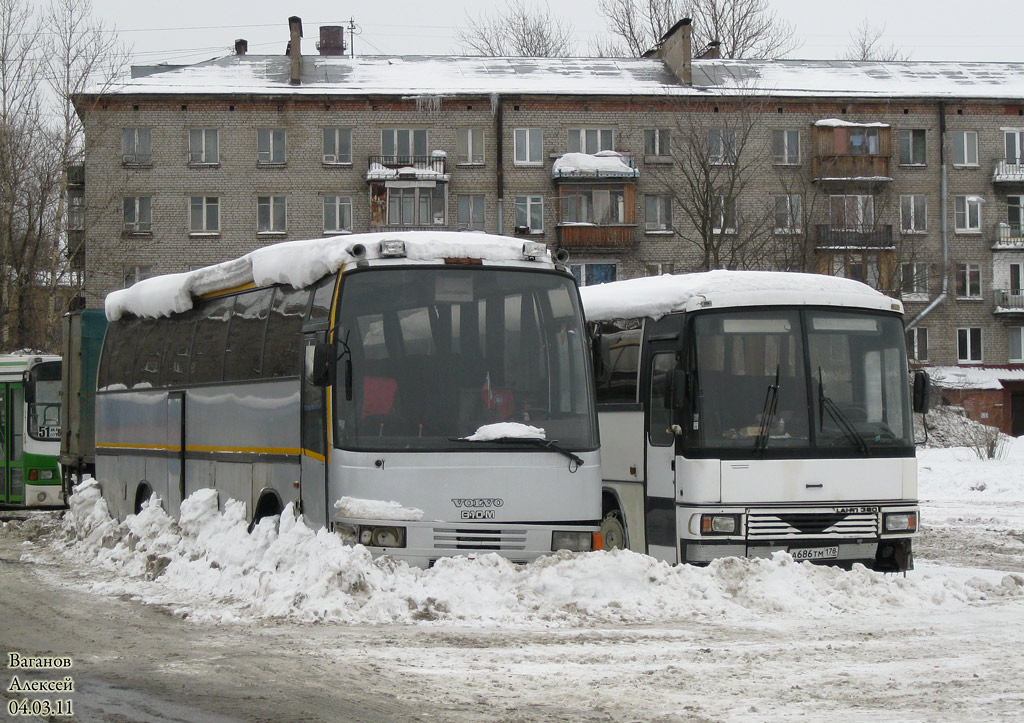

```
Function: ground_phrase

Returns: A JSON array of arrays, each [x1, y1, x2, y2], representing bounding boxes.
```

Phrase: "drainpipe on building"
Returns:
[[907, 101, 948, 329], [495, 94, 504, 235]]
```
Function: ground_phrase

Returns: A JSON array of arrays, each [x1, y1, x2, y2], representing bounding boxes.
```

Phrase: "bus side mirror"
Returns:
[[306, 342, 334, 387], [912, 370, 930, 414]]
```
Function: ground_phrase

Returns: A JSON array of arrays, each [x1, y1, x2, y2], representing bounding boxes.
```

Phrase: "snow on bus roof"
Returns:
[[105, 231, 552, 321], [579, 270, 900, 322]]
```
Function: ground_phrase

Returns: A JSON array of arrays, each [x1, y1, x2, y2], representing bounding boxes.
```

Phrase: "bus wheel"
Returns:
[[601, 509, 627, 550], [134, 483, 153, 515], [250, 494, 282, 532]]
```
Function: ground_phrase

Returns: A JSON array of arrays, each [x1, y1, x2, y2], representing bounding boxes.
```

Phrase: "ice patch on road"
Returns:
[[53, 480, 1023, 627]]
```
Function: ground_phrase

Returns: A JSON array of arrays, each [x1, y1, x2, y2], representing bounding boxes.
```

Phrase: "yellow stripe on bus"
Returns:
[[96, 442, 325, 462], [198, 281, 257, 300]]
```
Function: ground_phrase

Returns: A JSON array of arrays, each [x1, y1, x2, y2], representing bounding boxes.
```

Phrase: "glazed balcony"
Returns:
[[556, 224, 637, 250]]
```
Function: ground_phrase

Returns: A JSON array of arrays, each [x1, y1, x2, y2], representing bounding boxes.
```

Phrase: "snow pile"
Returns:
[[551, 152, 638, 178], [926, 365, 1024, 391], [53, 480, 1022, 627], [580, 270, 895, 321], [916, 404, 1015, 452], [334, 496, 424, 522], [463, 422, 546, 441], [918, 439, 1024, 501]]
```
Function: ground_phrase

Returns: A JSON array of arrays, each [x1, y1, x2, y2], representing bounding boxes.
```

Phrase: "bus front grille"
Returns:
[[747, 509, 879, 539], [432, 527, 529, 551]]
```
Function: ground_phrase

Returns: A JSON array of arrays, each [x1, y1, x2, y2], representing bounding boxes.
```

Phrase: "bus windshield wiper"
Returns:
[[453, 436, 584, 467], [817, 368, 869, 456], [753, 365, 780, 455]]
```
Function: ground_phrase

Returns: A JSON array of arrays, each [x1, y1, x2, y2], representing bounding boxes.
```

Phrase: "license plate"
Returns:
[[790, 546, 839, 561]]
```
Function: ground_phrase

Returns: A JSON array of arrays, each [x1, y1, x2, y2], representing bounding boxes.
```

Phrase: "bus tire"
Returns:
[[601, 507, 627, 550], [250, 492, 283, 532], [134, 483, 153, 515]]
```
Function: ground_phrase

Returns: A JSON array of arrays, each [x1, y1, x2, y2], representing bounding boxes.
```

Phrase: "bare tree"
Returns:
[[457, 0, 577, 57], [599, 0, 798, 59], [842, 18, 910, 62]]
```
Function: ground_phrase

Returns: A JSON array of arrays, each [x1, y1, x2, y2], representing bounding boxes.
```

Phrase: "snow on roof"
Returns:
[[814, 119, 890, 128], [580, 270, 900, 321], [925, 366, 1024, 391], [105, 231, 554, 321], [91, 55, 1024, 101], [551, 152, 639, 178]]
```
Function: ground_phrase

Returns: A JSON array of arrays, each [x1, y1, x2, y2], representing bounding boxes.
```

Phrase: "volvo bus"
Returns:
[[582, 271, 927, 572], [95, 232, 601, 566], [0, 354, 63, 507]]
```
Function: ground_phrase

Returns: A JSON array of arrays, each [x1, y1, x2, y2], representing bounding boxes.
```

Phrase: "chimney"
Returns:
[[288, 16, 303, 85], [654, 18, 692, 86], [317, 25, 346, 56], [235, 38, 248, 56], [698, 41, 721, 59]]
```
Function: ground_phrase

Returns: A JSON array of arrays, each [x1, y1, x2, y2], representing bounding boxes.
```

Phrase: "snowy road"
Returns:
[[2, 444, 1023, 721]]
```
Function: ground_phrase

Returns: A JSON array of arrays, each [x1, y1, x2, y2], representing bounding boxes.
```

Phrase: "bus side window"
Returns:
[[263, 286, 312, 378], [132, 319, 164, 388], [223, 288, 272, 382], [307, 274, 336, 328], [103, 318, 141, 390], [190, 297, 233, 384], [97, 321, 121, 390], [160, 312, 196, 387], [648, 352, 676, 446]]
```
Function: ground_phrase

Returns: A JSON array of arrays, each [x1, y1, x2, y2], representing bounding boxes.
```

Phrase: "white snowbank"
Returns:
[[580, 270, 897, 321], [463, 422, 546, 441], [918, 439, 1024, 501], [105, 231, 552, 321], [334, 496, 424, 522], [53, 479, 1022, 627], [926, 365, 1024, 391]]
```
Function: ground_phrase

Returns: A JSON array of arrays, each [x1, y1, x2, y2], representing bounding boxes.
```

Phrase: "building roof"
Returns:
[[101, 54, 1024, 101]]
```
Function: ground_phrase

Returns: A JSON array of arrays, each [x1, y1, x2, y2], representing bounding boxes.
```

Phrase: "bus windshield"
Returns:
[[686, 308, 913, 456], [334, 267, 597, 452], [27, 361, 62, 441]]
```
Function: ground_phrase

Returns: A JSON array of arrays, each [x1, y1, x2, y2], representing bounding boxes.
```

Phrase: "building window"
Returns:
[[568, 128, 613, 154], [122, 196, 152, 233], [956, 262, 981, 298], [773, 194, 802, 233], [561, 186, 625, 225], [952, 130, 979, 166], [1011, 262, 1023, 293], [957, 327, 982, 363], [68, 190, 84, 230], [907, 327, 929, 362], [1006, 195, 1024, 234], [771, 129, 800, 165], [708, 129, 736, 165], [570, 262, 617, 286], [514, 194, 544, 233], [188, 129, 219, 165], [829, 252, 882, 289], [323, 195, 352, 233], [954, 195, 982, 232], [257, 128, 286, 164], [898, 129, 926, 165], [514, 128, 543, 165], [644, 129, 671, 157], [1005, 130, 1024, 165], [323, 128, 352, 164], [457, 128, 484, 165], [899, 194, 927, 233], [381, 128, 427, 163], [645, 262, 674, 276], [189, 196, 219, 233], [123, 265, 153, 288], [713, 195, 736, 233], [257, 196, 286, 233], [645, 195, 672, 231], [830, 194, 874, 230], [387, 186, 445, 226], [121, 128, 152, 165], [901, 262, 928, 297], [1010, 327, 1024, 363], [457, 194, 485, 230]]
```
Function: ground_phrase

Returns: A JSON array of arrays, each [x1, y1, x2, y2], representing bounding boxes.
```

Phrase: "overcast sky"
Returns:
[[90, 0, 1023, 66]]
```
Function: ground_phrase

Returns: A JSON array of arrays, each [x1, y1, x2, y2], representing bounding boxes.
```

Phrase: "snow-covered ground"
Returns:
[[4, 438, 1023, 720]]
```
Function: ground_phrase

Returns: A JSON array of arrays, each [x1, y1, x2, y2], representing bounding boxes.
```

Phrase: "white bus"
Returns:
[[582, 271, 927, 572], [95, 232, 601, 566], [0, 354, 63, 507]]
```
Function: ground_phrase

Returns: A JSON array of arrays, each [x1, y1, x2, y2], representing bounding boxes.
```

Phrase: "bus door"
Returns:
[[166, 391, 185, 518], [0, 382, 25, 505], [644, 342, 679, 562], [299, 333, 329, 528]]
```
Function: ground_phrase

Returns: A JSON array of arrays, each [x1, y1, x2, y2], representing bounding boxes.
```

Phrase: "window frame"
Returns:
[[456, 128, 485, 165], [952, 130, 979, 167], [957, 327, 983, 363], [898, 129, 926, 166], [188, 128, 219, 166], [514, 194, 544, 233], [122, 195, 153, 234], [830, 194, 875, 230], [386, 186, 446, 227], [954, 195, 982, 232], [323, 194, 353, 234], [771, 129, 801, 165], [513, 128, 543, 166], [900, 261, 929, 298], [900, 194, 927, 233], [906, 326, 929, 362], [1009, 327, 1024, 363], [189, 195, 220, 234], [708, 128, 737, 165], [322, 127, 353, 165], [644, 194, 672, 232], [773, 194, 802, 234], [121, 128, 152, 166], [712, 195, 737, 233], [257, 128, 287, 165], [955, 262, 982, 298], [457, 194, 486, 231], [644, 128, 671, 158], [123, 264, 153, 288], [257, 195, 287, 234], [381, 128, 428, 162], [567, 128, 614, 154], [570, 261, 618, 287]]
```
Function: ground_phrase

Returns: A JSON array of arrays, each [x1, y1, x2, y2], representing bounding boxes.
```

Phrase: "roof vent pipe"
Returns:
[[652, 18, 692, 86], [235, 39, 248, 56], [288, 16, 303, 85]]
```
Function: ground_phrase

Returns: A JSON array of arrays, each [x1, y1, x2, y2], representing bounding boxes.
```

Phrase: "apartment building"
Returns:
[[72, 18, 1024, 433]]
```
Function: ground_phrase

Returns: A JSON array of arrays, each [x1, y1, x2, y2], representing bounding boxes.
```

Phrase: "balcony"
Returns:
[[815, 225, 894, 249], [556, 223, 637, 250], [65, 164, 84, 187], [811, 155, 891, 182], [994, 289, 1024, 314], [993, 222, 1024, 249], [811, 123, 892, 182], [552, 152, 639, 181], [992, 159, 1024, 184], [366, 153, 448, 182]]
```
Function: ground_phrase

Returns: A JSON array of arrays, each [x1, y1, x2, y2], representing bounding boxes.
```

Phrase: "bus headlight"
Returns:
[[356, 525, 407, 548], [551, 530, 593, 552], [884, 512, 917, 533], [700, 514, 740, 536], [38, 469, 55, 480]]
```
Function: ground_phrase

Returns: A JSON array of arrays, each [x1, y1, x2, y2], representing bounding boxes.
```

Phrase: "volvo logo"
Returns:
[[451, 498, 504, 508]]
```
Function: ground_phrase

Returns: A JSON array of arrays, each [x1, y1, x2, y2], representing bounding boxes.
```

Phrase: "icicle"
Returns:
[[413, 94, 443, 114], [490, 92, 500, 117]]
